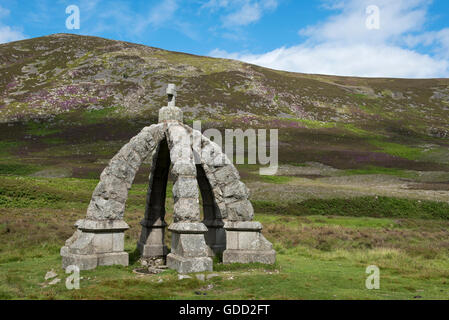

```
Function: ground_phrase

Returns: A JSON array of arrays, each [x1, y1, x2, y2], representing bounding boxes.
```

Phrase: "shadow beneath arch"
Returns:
[[128, 247, 142, 265]]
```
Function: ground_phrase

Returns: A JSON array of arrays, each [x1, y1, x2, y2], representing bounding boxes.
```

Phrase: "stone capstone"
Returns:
[[159, 106, 183, 123]]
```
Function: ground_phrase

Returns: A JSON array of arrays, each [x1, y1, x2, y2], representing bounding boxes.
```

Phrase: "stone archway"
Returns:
[[137, 138, 170, 265], [61, 84, 275, 273]]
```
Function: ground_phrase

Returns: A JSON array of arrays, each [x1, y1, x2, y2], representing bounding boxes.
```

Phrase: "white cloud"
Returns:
[[83, 0, 189, 40], [300, 0, 429, 45], [0, 26, 25, 44], [202, 0, 278, 28], [148, 0, 178, 27], [222, 3, 263, 27], [211, 44, 448, 78], [404, 28, 449, 59], [210, 0, 449, 78], [0, 5, 10, 18], [0, 5, 26, 44]]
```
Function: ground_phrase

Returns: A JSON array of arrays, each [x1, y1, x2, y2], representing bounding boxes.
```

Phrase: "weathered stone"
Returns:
[[222, 180, 249, 199], [168, 222, 208, 233], [214, 165, 240, 186], [137, 218, 168, 259], [92, 175, 128, 203], [215, 201, 227, 219], [206, 273, 220, 280], [145, 124, 166, 145], [167, 255, 212, 274], [167, 124, 190, 148], [60, 220, 129, 270], [170, 233, 210, 258], [223, 250, 276, 265], [129, 134, 154, 161], [97, 252, 129, 267], [170, 144, 192, 163], [116, 143, 143, 170], [159, 106, 183, 123], [48, 278, 61, 286], [172, 176, 199, 199], [173, 198, 200, 222], [224, 221, 262, 231], [223, 221, 275, 265], [45, 270, 57, 280], [226, 200, 254, 221], [171, 162, 196, 177], [102, 157, 137, 188], [196, 274, 205, 281], [61, 83, 275, 272], [87, 196, 126, 220], [167, 221, 213, 273], [77, 219, 129, 231], [200, 142, 221, 167]]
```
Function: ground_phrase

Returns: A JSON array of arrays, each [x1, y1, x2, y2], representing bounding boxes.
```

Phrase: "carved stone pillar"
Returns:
[[137, 217, 168, 265], [61, 219, 129, 270], [167, 222, 213, 273], [223, 221, 276, 264]]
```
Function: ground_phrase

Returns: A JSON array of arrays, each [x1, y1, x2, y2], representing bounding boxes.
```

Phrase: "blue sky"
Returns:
[[1, 0, 449, 78]]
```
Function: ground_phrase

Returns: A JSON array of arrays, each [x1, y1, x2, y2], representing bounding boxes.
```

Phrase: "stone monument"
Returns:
[[61, 84, 275, 273]]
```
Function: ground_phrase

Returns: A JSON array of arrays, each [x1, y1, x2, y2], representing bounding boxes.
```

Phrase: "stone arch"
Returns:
[[137, 137, 171, 263], [85, 124, 166, 221], [61, 84, 275, 272], [196, 163, 226, 257]]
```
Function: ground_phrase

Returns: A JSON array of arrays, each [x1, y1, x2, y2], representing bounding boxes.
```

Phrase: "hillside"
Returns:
[[0, 33, 448, 176], [1, 34, 448, 131]]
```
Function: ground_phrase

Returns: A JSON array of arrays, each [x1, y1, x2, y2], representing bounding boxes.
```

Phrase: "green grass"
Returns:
[[260, 175, 292, 184], [0, 161, 448, 299], [41, 137, 66, 145], [253, 196, 449, 220], [342, 166, 417, 178], [0, 141, 23, 157], [26, 122, 61, 137], [368, 139, 423, 160], [1, 230, 449, 299], [340, 124, 376, 137], [82, 106, 119, 124], [297, 119, 336, 129], [0, 163, 42, 176], [349, 93, 376, 100], [0, 173, 449, 299]]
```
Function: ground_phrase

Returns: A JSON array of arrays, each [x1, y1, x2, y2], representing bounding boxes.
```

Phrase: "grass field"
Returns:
[[1, 116, 449, 300], [1, 173, 449, 300]]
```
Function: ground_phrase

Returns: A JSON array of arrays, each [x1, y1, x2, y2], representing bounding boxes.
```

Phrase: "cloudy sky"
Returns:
[[1, 0, 449, 78]]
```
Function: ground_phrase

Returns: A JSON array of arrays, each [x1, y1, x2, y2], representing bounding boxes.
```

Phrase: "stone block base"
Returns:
[[60, 219, 129, 270], [223, 249, 276, 264], [166, 253, 213, 274], [61, 249, 128, 270], [203, 219, 226, 257], [167, 222, 212, 273], [137, 218, 168, 259], [223, 220, 276, 265], [137, 243, 168, 258]]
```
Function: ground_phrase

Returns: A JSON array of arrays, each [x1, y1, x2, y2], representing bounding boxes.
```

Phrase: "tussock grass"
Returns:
[[253, 196, 449, 220], [1, 174, 449, 299]]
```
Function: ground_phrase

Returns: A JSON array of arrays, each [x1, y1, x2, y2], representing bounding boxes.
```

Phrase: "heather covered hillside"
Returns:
[[0, 33, 448, 176]]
